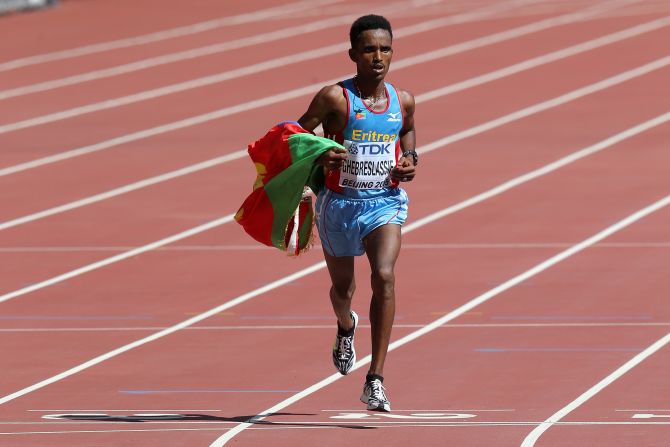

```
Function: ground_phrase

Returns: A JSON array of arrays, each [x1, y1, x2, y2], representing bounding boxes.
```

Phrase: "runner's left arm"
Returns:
[[392, 89, 417, 182]]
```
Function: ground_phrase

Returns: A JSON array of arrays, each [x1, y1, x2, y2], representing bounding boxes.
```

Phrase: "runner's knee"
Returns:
[[331, 281, 356, 301], [371, 267, 395, 297]]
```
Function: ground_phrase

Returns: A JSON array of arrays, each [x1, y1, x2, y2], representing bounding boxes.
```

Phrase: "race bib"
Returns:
[[339, 140, 396, 189]]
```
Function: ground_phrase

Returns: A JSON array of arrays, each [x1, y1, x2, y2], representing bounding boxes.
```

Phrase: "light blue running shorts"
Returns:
[[315, 188, 409, 257]]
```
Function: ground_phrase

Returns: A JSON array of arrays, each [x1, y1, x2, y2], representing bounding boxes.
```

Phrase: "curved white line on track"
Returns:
[[0, 0, 343, 72], [0, 8, 661, 182], [0, 111, 667, 407], [1, 51, 668, 232], [0, 0, 512, 101], [520, 332, 670, 446], [209, 196, 670, 446], [0, 0, 536, 132]]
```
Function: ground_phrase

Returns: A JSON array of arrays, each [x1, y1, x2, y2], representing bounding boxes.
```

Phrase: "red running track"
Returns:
[[1, 1, 669, 446]]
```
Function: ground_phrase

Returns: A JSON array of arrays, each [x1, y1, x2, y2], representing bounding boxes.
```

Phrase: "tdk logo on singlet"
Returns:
[[348, 141, 391, 155]]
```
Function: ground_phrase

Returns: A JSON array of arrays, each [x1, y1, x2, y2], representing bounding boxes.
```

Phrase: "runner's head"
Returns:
[[349, 15, 393, 81], [349, 15, 392, 48]]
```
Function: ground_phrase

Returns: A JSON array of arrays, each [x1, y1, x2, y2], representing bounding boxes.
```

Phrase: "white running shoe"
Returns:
[[360, 378, 391, 412]]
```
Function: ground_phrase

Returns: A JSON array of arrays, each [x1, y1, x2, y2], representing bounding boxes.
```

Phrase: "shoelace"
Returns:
[[337, 336, 352, 360], [368, 379, 387, 402]]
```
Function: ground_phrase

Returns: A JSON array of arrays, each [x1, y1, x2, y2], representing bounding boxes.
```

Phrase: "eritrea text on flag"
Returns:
[[235, 122, 343, 255]]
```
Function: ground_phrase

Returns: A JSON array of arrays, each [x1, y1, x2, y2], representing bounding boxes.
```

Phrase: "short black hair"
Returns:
[[349, 15, 392, 47]]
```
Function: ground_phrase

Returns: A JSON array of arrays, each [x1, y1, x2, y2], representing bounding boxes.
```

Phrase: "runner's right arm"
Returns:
[[298, 85, 348, 170]]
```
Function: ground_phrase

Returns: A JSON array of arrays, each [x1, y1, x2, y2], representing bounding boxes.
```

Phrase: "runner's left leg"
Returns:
[[363, 223, 402, 377]]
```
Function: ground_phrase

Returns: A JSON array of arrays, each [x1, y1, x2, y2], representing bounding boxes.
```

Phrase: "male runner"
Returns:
[[297, 14, 417, 412]]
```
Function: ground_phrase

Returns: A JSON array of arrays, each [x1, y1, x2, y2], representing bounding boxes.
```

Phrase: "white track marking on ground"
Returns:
[[0, 0, 516, 102], [3, 322, 670, 333], [417, 57, 670, 155], [5, 420, 670, 436], [0, 0, 343, 72], [27, 409, 222, 412], [0, 2, 641, 175], [0, 103, 667, 304], [0, 1, 643, 136], [0, 0, 446, 134], [409, 110, 670, 227], [0, 113, 668, 408], [520, 332, 670, 446], [5, 421, 670, 436], [210, 196, 670, 445], [0, 261, 326, 406], [321, 408, 515, 411], [2, 30, 667, 232], [0, 152, 246, 231], [0, 0, 535, 133], [2, 242, 669, 252], [0, 215, 235, 304], [5, 322, 670, 332]]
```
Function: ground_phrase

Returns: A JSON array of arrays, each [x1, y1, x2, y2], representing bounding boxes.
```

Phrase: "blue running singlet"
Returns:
[[324, 78, 404, 198], [315, 78, 409, 257]]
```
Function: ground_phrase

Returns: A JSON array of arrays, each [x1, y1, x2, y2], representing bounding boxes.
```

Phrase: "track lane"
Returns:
[[0, 5, 568, 163], [2, 2, 668, 440], [0, 109, 668, 430], [2, 14, 668, 217], [205, 129, 670, 446], [1, 59, 667, 295], [2, 14, 668, 229], [3, 117, 660, 446], [0, 0, 332, 66]]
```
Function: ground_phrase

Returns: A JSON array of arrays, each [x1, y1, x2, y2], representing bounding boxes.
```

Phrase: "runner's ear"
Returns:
[[348, 48, 358, 63]]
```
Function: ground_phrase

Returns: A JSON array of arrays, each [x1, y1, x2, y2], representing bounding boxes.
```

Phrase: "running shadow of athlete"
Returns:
[[51, 412, 374, 429]]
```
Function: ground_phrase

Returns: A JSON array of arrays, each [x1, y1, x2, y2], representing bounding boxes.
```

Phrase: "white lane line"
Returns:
[[0, 113, 667, 407], [0, 261, 326, 406], [0, 1, 640, 176], [418, 54, 670, 156], [0, 0, 343, 72], [520, 332, 670, 446], [0, 0, 531, 133], [0, 427, 234, 436], [2, 29, 666, 233], [3, 322, 670, 332], [5, 420, 670, 436], [0, 215, 236, 304], [210, 199, 670, 446], [0, 152, 246, 231], [0, 0, 513, 102]]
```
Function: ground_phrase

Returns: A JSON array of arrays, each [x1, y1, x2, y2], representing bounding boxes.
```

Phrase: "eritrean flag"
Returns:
[[235, 122, 344, 255]]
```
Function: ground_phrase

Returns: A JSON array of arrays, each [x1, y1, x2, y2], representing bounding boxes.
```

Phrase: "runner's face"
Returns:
[[350, 29, 393, 80]]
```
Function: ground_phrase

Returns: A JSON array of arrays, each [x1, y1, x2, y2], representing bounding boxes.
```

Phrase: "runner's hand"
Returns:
[[316, 148, 348, 170], [392, 156, 416, 182]]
